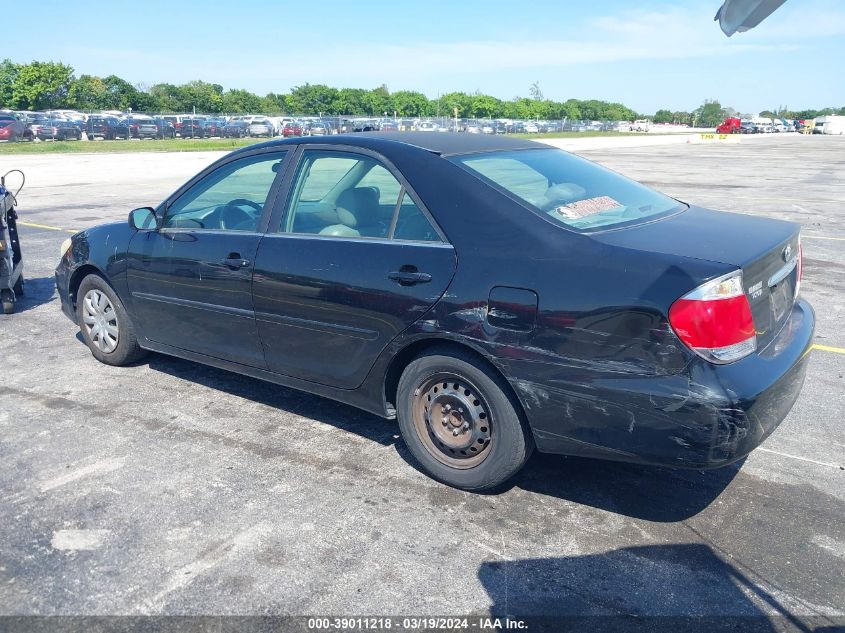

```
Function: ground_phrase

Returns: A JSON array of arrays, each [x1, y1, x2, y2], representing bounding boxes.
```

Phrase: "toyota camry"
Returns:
[[55, 133, 814, 490]]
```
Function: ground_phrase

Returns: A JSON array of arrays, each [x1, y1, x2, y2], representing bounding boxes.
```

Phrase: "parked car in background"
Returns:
[[56, 133, 813, 491], [0, 114, 29, 142], [740, 120, 757, 134], [247, 118, 274, 137], [26, 114, 54, 139], [36, 120, 82, 141], [417, 120, 438, 132], [306, 121, 329, 136], [127, 118, 160, 140], [179, 119, 206, 138], [282, 122, 303, 137], [524, 122, 539, 133], [222, 121, 250, 138], [203, 119, 227, 137], [161, 115, 187, 137], [86, 116, 129, 140], [150, 117, 176, 139]]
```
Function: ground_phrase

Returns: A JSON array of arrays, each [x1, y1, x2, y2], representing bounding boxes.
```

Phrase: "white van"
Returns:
[[814, 115, 845, 135]]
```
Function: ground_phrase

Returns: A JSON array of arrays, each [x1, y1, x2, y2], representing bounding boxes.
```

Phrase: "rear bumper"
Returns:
[[509, 299, 815, 469]]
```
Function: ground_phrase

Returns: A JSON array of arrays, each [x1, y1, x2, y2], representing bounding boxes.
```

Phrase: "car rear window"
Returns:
[[452, 148, 683, 231]]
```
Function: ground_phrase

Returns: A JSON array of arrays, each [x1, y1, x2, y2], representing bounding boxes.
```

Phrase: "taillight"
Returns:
[[668, 270, 756, 364], [796, 235, 803, 296]]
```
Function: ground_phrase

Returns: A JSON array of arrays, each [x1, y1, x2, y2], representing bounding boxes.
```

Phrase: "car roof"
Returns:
[[241, 132, 546, 157]]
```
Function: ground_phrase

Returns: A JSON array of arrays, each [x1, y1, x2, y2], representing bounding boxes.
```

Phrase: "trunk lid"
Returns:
[[593, 205, 800, 351]]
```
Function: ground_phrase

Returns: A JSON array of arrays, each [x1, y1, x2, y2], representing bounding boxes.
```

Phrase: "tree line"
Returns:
[[2, 60, 842, 123], [0, 59, 638, 120]]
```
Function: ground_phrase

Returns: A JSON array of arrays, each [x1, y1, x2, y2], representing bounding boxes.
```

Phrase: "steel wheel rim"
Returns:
[[411, 372, 493, 469], [82, 289, 119, 353]]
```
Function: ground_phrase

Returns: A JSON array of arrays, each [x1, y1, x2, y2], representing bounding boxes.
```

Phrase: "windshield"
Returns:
[[453, 148, 684, 231]]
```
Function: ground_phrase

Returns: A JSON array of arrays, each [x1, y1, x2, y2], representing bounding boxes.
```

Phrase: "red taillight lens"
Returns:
[[669, 271, 756, 364]]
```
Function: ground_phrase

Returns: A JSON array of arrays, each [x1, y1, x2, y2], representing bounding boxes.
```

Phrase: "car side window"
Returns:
[[392, 192, 440, 242], [163, 153, 285, 232], [284, 152, 402, 239]]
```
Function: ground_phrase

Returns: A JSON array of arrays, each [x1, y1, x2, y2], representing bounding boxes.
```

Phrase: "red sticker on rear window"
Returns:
[[554, 196, 623, 219]]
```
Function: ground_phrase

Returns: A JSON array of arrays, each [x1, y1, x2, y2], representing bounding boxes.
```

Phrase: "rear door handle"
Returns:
[[388, 270, 432, 285], [220, 255, 251, 269]]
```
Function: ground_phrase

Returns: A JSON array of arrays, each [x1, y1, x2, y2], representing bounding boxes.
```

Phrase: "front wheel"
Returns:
[[76, 274, 147, 366], [397, 349, 534, 491], [1, 289, 14, 314]]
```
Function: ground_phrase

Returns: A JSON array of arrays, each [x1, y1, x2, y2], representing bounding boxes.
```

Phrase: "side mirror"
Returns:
[[128, 207, 159, 230]]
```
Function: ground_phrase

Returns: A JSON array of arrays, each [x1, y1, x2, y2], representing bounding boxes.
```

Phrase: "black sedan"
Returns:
[[222, 121, 249, 138], [36, 120, 83, 141], [55, 133, 814, 491]]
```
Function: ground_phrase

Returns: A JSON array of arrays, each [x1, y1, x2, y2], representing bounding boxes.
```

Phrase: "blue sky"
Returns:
[[7, 0, 845, 114]]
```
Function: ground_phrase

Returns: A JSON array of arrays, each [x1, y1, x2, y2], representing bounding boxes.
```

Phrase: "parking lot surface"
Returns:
[[1, 135, 843, 628]]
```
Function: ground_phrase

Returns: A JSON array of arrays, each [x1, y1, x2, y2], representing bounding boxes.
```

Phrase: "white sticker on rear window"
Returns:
[[554, 196, 623, 219]]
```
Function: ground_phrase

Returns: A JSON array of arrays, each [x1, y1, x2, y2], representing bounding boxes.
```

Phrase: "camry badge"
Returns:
[[783, 244, 792, 262]]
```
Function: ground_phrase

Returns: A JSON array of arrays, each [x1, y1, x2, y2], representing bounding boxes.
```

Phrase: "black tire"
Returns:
[[13, 274, 24, 296], [1, 289, 14, 314], [397, 348, 534, 491], [76, 274, 147, 366]]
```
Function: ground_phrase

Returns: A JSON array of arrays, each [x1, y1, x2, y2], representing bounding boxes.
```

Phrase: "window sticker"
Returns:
[[554, 196, 624, 219]]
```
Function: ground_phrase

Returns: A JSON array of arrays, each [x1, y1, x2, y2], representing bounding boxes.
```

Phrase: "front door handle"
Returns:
[[220, 254, 251, 269], [388, 270, 432, 285]]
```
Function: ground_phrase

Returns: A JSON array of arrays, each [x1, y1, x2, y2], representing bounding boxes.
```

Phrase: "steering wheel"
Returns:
[[220, 198, 262, 230]]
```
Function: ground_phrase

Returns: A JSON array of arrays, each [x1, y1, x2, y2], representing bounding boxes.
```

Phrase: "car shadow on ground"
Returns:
[[143, 351, 739, 521], [476, 543, 830, 633], [146, 353, 401, 448], [507, 452, 743, 522], [3, 276, 56, 314]]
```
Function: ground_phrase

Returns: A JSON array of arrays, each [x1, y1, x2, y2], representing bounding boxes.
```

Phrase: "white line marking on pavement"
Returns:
[[756, 447, 841, 469], [38, 457, 125, 492]]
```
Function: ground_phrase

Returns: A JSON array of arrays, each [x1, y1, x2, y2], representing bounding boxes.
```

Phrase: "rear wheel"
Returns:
[[397, 348, 534, 491], [76, 274, 147, 366]]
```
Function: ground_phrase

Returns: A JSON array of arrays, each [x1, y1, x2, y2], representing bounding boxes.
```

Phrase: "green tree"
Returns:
[[438, 91, 473, 118], [178, 80, 224, 113], [471, 94, 502, 118], [68, 75, 108, 111], [653, 109, 673, 123], [332, 87, 368, 114], [261, 92, 288, 114], [288, 83, 339, 114], [148, 83, 181, 112], [390, 90, 430, 117], [100, 74, 139, 110], [759, 110, 776, 119], [0, 59, 19, 108], [11, 61, 74, 110], [694, 100, 727, 127], [221, 89, 263, 114], [362, 85, 390, 116]]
